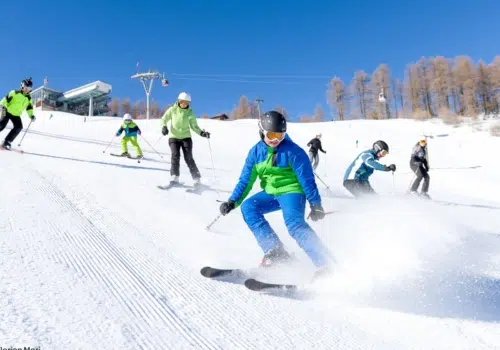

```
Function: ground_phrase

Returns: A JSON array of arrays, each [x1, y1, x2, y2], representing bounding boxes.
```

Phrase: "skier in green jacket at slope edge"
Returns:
[[0, 77, 36, 150], [160, 92, 211, 186]]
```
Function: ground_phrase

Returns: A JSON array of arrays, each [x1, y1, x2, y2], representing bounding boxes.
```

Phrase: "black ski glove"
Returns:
[[200, 130, 210, 138], [219, 200, 235, 215], [309, 204, 326, 221], [422, 160, 429, 171], [161, 126, 169, 136], [384, 164, 396, 172]]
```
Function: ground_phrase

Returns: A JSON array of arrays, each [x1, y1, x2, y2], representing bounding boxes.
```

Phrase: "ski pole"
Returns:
[[205, 213, 222, 231], [140, 134, 163, 158], [307, 210, 338, 220], [314, 172, 332, 191], [207, 138, 218, 185], [102, 136, 116, 153], [407, 174, 416, 194], [392, 171, 395, 195], [17, 119, 33, 147], [154, 135, 163, 147]]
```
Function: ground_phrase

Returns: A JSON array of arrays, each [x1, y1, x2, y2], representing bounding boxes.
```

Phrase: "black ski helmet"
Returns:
[[373, 140, 389, 153], [21, 77, 33, 89], [258, 110, 287, 140]]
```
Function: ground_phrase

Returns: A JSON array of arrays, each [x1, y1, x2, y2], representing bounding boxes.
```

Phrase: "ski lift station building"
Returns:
[[31, 81, 112, 116]]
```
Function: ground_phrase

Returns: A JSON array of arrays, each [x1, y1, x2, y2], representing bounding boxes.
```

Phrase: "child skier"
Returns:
[[0, 77, 36, 149], [408, 136, 430, 198], [307, 133, 326, 170], [160, 92, 210, 186], [343, 140, 396, 198], [218, 110, 331, 275], [116, 113, 143, 159]]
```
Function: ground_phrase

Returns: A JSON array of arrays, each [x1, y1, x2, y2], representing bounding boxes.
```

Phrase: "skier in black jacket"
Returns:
[[307, 133, 326, 171], [409, 136, 430, 198]]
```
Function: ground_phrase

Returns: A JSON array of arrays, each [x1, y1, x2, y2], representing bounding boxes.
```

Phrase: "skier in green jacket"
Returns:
[[160, 92, 210, 186], [0, 77, 36, 149]]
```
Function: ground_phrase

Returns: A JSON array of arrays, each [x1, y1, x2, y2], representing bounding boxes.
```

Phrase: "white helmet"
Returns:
[[316, 133, 322, 137], [178, 92, 191, 102], [123, 113, 132, 121]]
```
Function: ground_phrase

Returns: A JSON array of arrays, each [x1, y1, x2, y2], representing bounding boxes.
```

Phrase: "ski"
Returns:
[[1, 146, 24, 153], [200, 266, 246, 278], [157, 182, 185, 190], [244, 278, 298, 292], [110, 153, 142, 163], [186, 183, 209, 194]]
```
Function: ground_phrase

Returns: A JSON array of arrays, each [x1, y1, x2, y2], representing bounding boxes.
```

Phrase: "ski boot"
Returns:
[[120, 152, 130, 157], [193, 177, 201, 187], [419, 192, 431, 200], [136, 154, 144, 160], [170, 175, 180, 185], [259, 246, 293, 268], [2, 140, 11, 150], [312, 265, 334, 281]]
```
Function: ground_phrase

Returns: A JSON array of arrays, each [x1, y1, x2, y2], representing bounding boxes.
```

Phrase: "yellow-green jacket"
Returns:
[[0, 90, 34, 118], [160, 103, 201, 139]]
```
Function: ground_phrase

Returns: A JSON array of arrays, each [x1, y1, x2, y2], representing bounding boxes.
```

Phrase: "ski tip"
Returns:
[[200, 266, 229, 278], [244, 278, 298, 292], [200, 266, 215, 277], [200, 266, 243, 278]]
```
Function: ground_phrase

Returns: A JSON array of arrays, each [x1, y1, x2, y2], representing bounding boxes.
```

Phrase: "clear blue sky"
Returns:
[[2, 0, 499, 120]]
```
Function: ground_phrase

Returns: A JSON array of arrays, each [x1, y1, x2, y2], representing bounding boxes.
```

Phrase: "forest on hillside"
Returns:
[[107, 55, 500, 124]]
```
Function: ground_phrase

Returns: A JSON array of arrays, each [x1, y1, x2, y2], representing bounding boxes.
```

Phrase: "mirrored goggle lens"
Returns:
[[178, 99, 189, 104], [266, 131, 285, 141], [22, 86, 32, 92], [379, 149, 388, 156]]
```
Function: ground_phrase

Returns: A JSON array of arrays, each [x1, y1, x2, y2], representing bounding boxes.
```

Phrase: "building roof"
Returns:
[[31, 80, 112, 103], [58, 81, 112, 103]]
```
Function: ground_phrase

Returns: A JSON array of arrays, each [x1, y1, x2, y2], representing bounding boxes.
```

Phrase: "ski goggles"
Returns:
[[419, 139, 427, 145], [21, 86, 32, 93], [178, 99, 190, 105], [378, 149, 388, 156], [263, 130, 286, 141]]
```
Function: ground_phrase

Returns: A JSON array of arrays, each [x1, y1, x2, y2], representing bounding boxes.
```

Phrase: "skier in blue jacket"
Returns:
[[343, 140, 396, 198], [218, 111, 331, 273]]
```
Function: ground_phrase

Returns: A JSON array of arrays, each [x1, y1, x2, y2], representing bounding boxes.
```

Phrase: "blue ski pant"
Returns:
[[240, 191, 329, 268]]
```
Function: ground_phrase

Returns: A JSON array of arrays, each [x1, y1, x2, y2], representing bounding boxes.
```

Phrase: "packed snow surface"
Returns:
[[1, 112, 499, 349]]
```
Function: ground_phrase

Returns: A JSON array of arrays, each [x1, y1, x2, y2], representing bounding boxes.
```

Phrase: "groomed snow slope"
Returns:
[[1, 111, 499, 349]]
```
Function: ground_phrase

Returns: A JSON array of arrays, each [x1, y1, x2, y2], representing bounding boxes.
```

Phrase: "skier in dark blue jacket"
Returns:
[[343, 140, 396, 198]]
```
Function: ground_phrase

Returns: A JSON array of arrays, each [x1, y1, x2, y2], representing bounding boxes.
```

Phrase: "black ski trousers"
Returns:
[[0, 112, 23, 143], [343, 179, 376, 198], [309, 151, 319, 170], [169, 137, 201, 179], [409, 163, 430, 193]]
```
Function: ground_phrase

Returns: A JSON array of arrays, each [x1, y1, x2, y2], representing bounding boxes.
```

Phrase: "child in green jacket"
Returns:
[[116, 113, 143, 159]]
